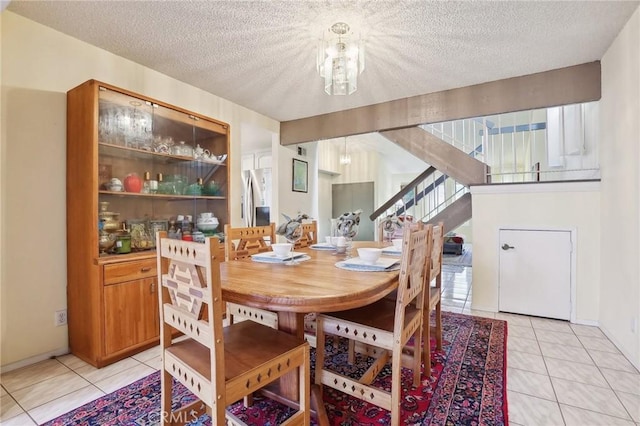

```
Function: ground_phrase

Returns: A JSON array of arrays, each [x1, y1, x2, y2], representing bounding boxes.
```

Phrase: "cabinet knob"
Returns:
[[141, 267, 152, 272]]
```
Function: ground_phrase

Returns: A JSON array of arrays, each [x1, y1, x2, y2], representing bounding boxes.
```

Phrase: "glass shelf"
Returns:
[[98, 190, 226, 201], [98, 142, 227, 167]]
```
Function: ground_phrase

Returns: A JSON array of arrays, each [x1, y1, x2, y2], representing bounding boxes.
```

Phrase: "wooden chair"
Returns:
[[297, 220, 318, 248], [315, 223, 433, 426], [156, 234, 310, 425], [224, 223, 275, 260], [224, 223, 279, 328], [423, 222, 445, 377]]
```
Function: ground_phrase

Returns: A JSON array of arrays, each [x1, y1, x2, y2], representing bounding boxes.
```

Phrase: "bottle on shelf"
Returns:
[[157, 173, 163, 195], [142, 171, 151, 194], [142, 171, 158, 194]]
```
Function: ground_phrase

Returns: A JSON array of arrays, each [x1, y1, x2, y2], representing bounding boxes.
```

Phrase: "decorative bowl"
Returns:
[[196, 223, 218, 232], [357, 248, 383, 265], [271, 243, 292, 258], [196, 216, 219, 232]]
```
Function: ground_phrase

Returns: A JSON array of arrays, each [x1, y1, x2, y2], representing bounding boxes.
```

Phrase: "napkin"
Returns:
[[310, 243, 335, 250], [338, 256, 400, 271], [382, 247, 402, 256], [251, 252, 306, 263]]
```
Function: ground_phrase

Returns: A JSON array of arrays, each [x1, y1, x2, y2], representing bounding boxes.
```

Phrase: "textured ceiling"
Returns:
[[7, 0, 639, 123]]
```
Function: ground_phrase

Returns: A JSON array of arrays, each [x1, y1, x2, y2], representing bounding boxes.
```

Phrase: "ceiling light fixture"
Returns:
[[339, 137, 351, 165], [317, 22, 365, 96]]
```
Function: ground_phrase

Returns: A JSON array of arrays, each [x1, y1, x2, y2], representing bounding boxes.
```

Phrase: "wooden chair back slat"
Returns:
[[298, 220, 318, 248], [224, 223, 276, 260]]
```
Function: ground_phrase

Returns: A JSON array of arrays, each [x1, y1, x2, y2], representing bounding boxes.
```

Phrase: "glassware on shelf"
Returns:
[[99, 201, 120, 233], [142, 171, 158, 194], [98, 221, 116, 254]]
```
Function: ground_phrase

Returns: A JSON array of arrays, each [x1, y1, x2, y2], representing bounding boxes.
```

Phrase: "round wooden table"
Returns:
[[220, 243, 399, 425]]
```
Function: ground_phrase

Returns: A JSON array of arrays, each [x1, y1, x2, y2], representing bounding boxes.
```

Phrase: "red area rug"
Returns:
[[44, 312, 508, 425]]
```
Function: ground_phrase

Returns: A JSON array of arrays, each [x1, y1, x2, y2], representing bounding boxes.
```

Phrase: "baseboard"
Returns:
[[0, 346, 70, 374], [469, 304, 497, 313], [572, 318, 599, 327], [599, 326, 640, 372]]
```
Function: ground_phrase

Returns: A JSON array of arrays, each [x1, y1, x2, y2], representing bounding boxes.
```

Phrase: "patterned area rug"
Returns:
[[44, 312, 507, 426]]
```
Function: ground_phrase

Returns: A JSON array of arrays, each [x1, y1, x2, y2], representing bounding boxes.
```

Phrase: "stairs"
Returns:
[[425, 192, 472, 233], [373, 126, 488, 232]]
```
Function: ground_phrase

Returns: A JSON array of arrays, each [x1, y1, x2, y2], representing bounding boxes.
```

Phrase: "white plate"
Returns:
[[336, 256, 400, 271], [251, 252, 306, 263], [310, 243, 335, 250], [382, 247, 402, 256]]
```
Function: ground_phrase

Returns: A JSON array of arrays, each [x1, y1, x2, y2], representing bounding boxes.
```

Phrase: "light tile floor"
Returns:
[[1, 264, 638, 425]]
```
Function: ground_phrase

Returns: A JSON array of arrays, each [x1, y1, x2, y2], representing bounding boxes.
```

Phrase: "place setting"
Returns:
[[382, 238, 403, 256], [251, 243, 310, 265], [310, 236, 339, 251], [335, 247, 401, 272]]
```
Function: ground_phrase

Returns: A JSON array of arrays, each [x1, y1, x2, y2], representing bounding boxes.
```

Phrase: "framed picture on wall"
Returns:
[[292, 158, 308, 193]]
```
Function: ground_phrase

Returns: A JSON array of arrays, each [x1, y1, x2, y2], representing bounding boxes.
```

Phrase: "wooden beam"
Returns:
[[281, 61, 601, 145], [380, 128, 488, 185]]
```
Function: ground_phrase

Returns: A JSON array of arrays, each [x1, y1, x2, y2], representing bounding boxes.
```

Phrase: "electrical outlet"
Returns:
[[54, 309, 67, 326]]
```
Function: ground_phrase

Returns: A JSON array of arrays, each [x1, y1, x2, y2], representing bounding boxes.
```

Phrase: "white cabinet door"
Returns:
[[499, 229, 571, 320]]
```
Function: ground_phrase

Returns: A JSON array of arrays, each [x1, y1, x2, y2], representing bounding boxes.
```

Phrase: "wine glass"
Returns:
[[338, 220, 359, 259], [284, 221, 303, 265]]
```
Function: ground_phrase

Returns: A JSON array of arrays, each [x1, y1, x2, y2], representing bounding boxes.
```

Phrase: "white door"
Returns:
[[499, 229, 572, 320]]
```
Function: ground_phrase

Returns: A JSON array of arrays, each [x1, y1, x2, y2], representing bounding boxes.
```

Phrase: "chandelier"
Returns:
[[317, 22, 365, 95]]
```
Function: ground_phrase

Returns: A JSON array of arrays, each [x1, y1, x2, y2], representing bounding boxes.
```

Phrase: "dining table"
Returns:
[[220, 241, 400, 425]]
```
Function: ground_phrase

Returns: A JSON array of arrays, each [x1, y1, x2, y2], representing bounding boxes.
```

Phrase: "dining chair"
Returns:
[[156, 234, 310, 426], [423, 221, 445, 377], [297, 220, 318, 248], [315, 223, 433, 426], [224, 223, 279, 329]]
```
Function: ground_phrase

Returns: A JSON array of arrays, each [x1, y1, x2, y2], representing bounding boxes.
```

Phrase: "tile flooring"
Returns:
[[1, 264, 639, 425]]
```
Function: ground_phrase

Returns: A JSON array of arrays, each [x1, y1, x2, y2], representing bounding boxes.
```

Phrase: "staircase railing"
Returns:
[[422, 102, 600, 182], [370, 166, 437, 221], [371, 165, 468, 226]]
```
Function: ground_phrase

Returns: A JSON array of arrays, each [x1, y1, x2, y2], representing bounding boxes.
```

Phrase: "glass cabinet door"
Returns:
[[97, 86, 228, 255]]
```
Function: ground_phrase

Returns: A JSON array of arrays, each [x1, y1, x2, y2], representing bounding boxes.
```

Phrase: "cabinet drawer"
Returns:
[[104, 259, 157, 285]]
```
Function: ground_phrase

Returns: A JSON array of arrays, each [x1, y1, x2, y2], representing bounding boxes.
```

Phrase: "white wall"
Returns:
[[0, 12, 280, 368], [599, 6, 640, 369], [275, 142, 317, 243], [471, 182, 601, 323]]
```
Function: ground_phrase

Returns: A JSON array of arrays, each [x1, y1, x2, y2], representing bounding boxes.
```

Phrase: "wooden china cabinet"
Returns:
[[66, 80, 230, 367]]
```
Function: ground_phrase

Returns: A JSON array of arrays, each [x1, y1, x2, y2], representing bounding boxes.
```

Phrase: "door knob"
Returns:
[[501, 244, 515, 250]]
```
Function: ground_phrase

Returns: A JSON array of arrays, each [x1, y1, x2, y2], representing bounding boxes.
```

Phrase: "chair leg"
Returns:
[[347, 339, 356, 364], [411, 329, 422, 388], [161, 370, 173, 426], [435, 301, 442, 350], [423, 309, 432, 378], [390, 348, 402, 426], [243, 394, 254, 407], [315, 318, 327, 395]]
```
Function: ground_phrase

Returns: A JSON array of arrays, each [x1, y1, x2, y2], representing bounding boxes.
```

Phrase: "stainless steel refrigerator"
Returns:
[[242, 168, 272, 227]]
